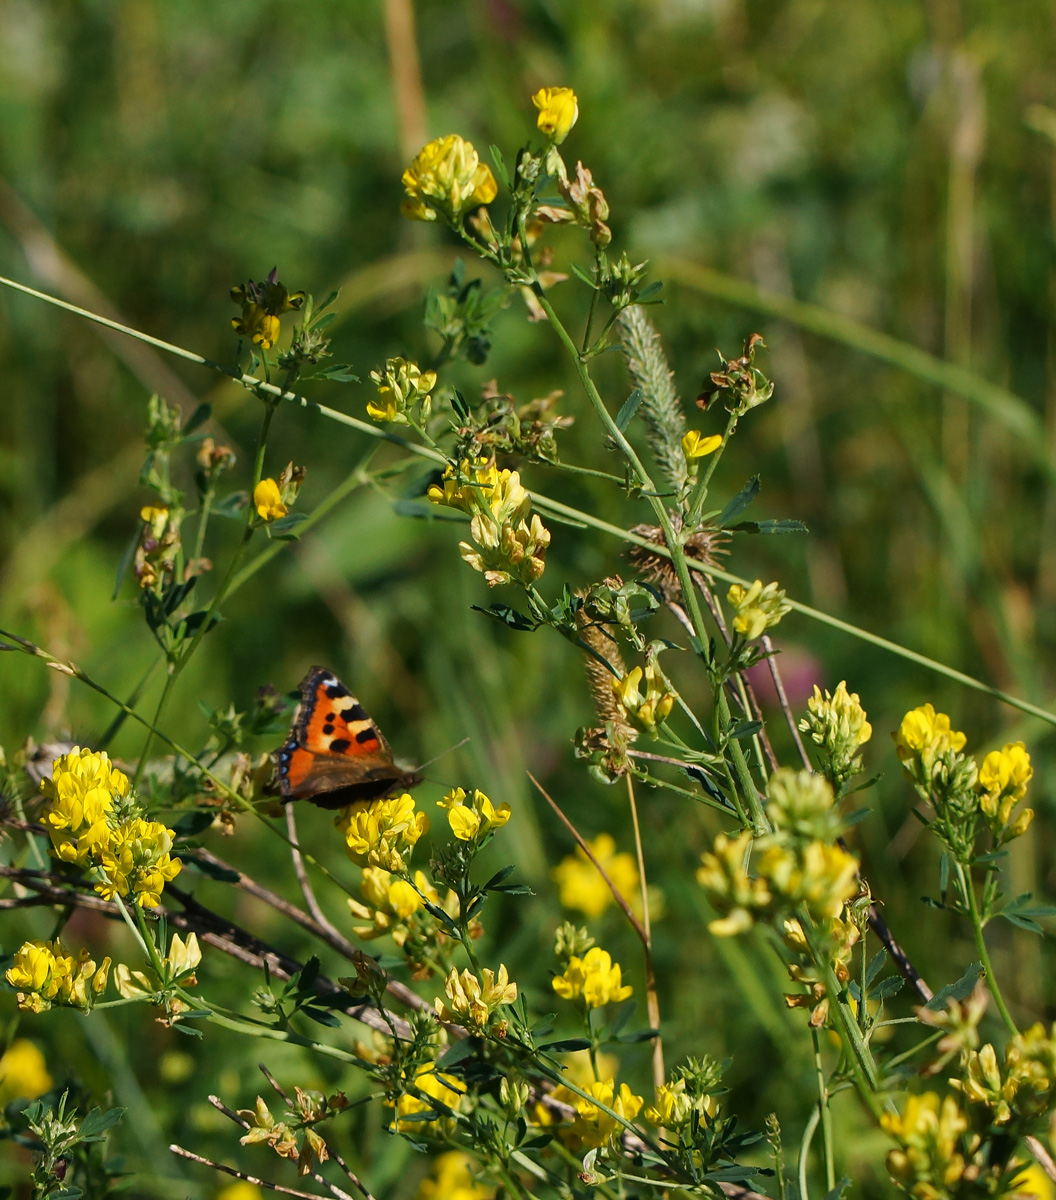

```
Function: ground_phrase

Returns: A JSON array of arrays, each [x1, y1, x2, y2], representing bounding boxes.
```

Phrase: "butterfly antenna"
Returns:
[[415, 736, 471, 776]]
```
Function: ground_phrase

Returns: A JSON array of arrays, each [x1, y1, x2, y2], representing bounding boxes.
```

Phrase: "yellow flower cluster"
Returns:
[[0, 1039, 52, 1105], [568, 1080, 644, 1150], [230, 270, 305, 350], [435, 964, 518, 1033], [42, 747, 182, 907], [894, 705, 1034, 851], [6, 939, 111, 1014], [698, 772, 859, 939], [799, 681, 872, 790], [894, 704, 967, 773], [552, 947, 632, 1008], [881, 1091, 970, 1200], [367, 357, 438, 425], [681, 430, 723, 460], [696, 830, 772, 937], [417, 1151, 496, 1200], [337, 793, 430, 873], [401, 135, 497, 224], [551, 833, 639, 918], [958, 1023, 1056, 1126], [427, 459, 550, 588], [438, 787, 511, 842], [726, 579, 792, 640], [532, 86, 579, 144], [349, 867, 431, 940], [977, 742, 1033, 834], [114, 931, 201, 1002], [389, 1064, 465, 1135], [612, 662, 675, 733], [643, 1076, 718, 1129]]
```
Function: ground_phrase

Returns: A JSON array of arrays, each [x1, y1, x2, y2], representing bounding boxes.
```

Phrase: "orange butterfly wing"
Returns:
[[275, 667, 421, 809]]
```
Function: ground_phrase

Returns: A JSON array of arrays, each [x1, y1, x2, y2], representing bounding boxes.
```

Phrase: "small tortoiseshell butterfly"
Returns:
[[275, 666, 422, 809]]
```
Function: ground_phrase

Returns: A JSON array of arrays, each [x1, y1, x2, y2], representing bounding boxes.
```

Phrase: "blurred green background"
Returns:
[[2, 0, 1056, 1195]]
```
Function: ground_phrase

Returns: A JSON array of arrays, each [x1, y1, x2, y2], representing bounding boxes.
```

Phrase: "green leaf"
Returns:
[[112, 527, 140, 600], [169, 811, 215, 837], [729, 518, 809, 535], [924, 962, 983, 1010], [183, 855, 240, 883], [717, 476, 760, 527], [311, 363, 358, 382], [183, 403, 212, 434], [489, 145, 511, 190], [471, 603, 540, 632], [539, 1038, 591, 1053], [214, 491, 249, 518], [79, 1106, 126, 1139], [615, 389, 643, 431], [268, 513, 309, 540]]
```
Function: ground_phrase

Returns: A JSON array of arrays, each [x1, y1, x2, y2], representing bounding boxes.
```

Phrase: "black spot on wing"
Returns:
[[347, 702, 369, 722], [325, 680, 349, 700], [355, 727, 377, 745], [328, 738, 351, 754]]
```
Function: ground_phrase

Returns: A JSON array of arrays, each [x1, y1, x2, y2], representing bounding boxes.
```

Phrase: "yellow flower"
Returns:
[[765, 768, 840, 842], [1014, 1163, 1056, 1200], [799, 681, 872, 790], [881, 1091, 968, 1198], [568, 1080, 643, 1149], [893, 704, 966, 763], [0, 1039, 52, 1105], [253, 478, 288, 521], [435, 965, 518, 1033], [611, 663, 675, 732], [230, 270, 305, 349], [978, 741, 1032, 815], [427, 459, 550, 587], [368, 357, 438, 424], [337, 793, 430, 872], [216, 1185, 263, 1200], [532, 86, 579, 143], [5, 940, 110, 1013], [551, 833, 639, 918], [417, 1151, 496, 1200], [401, 135, 497, 224], [437, 787, 511, 842], [552, 946, 632, 1008], [727, 579, 792, 640], [390, 1064, 465, 1134], [681, 430, 723, 459], [697, 830, 772, 936], [167, 932, 202, 979], [758, 840, 859, 922]]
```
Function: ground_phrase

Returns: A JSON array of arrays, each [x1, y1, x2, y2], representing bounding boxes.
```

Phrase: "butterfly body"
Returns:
[[275, 666, 421, 809]]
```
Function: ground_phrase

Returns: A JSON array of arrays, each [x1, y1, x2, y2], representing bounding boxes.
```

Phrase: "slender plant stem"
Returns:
[[811, 1027, 836, 1193], [958, 860, 1017, 1035], [625, 771, 664, 1094]]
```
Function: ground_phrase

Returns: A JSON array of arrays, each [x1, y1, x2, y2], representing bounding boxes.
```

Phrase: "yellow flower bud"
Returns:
[[681, 430, 723, 459], [532, 86, 579, 143], [253, 478, 287, 521]]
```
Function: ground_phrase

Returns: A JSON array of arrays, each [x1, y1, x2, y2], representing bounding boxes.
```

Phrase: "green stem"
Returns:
[[811, 1027, 836, 1193], [687, 410, 739, 526], [133, 400, 276, 785], [173, 989, 365, 1065], [958, 860, 1017, 1035]]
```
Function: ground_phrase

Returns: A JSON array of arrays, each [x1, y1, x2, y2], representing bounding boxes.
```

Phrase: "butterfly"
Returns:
[[275, 666, 422, 809]]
